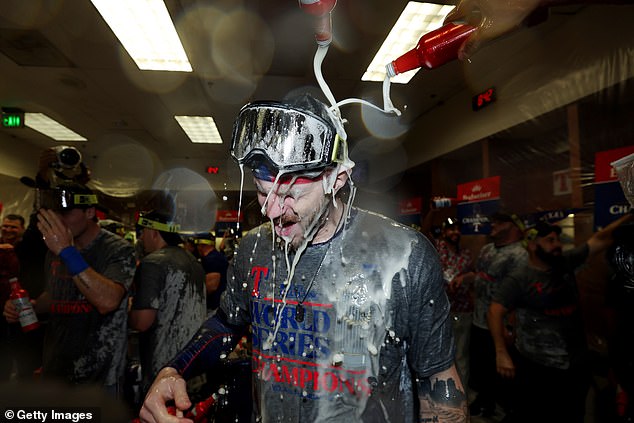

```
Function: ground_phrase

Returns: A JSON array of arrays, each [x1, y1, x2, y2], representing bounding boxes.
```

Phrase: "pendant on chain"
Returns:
[[295, 304, 305, 323]]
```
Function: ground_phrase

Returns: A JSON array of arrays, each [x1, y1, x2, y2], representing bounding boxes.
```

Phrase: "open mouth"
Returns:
[[275, 220, 298, 237]]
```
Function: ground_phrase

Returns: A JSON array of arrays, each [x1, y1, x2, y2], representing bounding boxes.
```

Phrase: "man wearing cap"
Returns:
[[488, 213, 634, 423], [129, 210, 206, 395], [193, 232, 228, 315], [468, 211, 527, 417], [3, 182, 136, 395], [139, 94, 467, 423]]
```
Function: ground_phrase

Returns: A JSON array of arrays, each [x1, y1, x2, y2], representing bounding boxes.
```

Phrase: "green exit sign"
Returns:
[[2, 109, 25, 128]]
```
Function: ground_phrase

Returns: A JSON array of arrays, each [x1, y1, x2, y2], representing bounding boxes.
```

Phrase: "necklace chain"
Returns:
[[293, 242, 331, 322]]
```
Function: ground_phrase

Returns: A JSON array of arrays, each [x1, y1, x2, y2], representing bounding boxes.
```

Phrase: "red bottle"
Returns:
[[9, 277, 40, 332], [386, 23, 476, 77], [188, 394, 217, 423], [298, 0, 337, 46]]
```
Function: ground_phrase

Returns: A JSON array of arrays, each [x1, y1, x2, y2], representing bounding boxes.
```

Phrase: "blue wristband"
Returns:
[[59, 246, 89, 276]]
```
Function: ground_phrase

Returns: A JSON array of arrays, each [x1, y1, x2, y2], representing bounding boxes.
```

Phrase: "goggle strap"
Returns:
[[194, 239, 214, 245], [73, 194, 98, 206], [331, 134, 343, 163], [137, 217, 180, 233]]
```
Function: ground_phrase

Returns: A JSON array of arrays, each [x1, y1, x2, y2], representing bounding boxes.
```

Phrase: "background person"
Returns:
[[0, 213, 25, 380], [129, 210, 206, 397], [3, 183, 135, 396], [469, 212, 526, 418], [193, 232, 228, 315], [422, 211, 475, 384], [489, 215, 634, 423], [605, 216, 634, 421]]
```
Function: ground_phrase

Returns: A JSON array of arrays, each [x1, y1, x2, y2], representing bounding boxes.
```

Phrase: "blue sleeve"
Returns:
[[167, 310, 248, 379]]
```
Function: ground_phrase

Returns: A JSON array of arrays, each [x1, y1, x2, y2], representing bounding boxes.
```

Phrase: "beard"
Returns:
[[535, 244, 565, 269], [274, 193, 332, 250], [445, 233, 460, 247]]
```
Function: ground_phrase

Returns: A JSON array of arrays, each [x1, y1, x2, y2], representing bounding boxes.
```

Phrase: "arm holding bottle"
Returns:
[[444, 0, 630, 60], [139, 310, 248, 423]]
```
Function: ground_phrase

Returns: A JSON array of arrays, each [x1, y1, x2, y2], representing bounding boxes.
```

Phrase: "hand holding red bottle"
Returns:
[[443, 0, 542, 60]]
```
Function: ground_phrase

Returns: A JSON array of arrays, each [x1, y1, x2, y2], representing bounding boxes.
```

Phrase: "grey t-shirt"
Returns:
[[220, 208, 455, 423], [472, 241, 527, 330], [43, 229, 136, 387], [493, 244, 590, 369], [132, 246, 206, 389]]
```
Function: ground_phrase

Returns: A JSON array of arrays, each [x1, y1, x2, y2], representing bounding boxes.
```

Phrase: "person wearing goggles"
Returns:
[[140, 95, 467, 423], [129, 210, 206, 397], [3, 182, 136, 393]]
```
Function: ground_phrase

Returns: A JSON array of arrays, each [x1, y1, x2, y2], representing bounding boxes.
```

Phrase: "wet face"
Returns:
[[442, 225, 461, 246], [1, 218, 24, 244], [254, 173, 332, 249]]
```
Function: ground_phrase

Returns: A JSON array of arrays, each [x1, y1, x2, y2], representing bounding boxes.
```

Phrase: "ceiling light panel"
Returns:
[[362, 2, 455, 84], [175, 116, 223, 144], [25, 113, 87, 141], [90, 0, 192, 72]]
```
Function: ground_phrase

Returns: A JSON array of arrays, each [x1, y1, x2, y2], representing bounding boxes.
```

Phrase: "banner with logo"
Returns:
[[216, 210, 243, 222], [399, 197, 422, 215], [457, 176, 501, 235], [398, 197, 422, 227], [524, 208, 589, 227], [594, 146, 634, 230], [214, 210, 244, 237]]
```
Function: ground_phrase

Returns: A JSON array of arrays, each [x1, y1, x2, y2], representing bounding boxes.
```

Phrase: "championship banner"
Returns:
[[457, 176, 501, 235], [457, 176, 500, 202], [216, 210, 243, 222], [594, 146, 634, 230], [398, 197, 422, 227], [399, 197, 422, 215], [525, 208, 589, 227]]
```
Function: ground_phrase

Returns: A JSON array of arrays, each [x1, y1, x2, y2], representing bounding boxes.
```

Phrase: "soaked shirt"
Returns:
[[132, 246, 206, 389], [493, 245, 589, 370], [472, 241, 527, 330], [43, 229, 135, 387], [221, 208, 455, 423]]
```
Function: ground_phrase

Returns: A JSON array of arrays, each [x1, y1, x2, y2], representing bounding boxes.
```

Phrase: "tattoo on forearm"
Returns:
[[418, 376, 468, 423]]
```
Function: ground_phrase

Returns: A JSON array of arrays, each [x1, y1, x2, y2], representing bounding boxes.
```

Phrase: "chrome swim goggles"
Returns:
[[230, 101, 346, 174]]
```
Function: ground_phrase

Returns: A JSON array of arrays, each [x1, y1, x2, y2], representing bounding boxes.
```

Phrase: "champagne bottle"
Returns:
[[386, 23, 476, 77]]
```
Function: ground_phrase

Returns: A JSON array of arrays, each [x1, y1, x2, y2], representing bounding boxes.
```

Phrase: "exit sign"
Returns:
[[472, 87, 496, 111], [2, 108, 25, 128]]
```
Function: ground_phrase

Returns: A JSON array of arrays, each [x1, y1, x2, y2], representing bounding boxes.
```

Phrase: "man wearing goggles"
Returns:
[[140, 95, 467, 423], [3, 182, 136, 394]]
